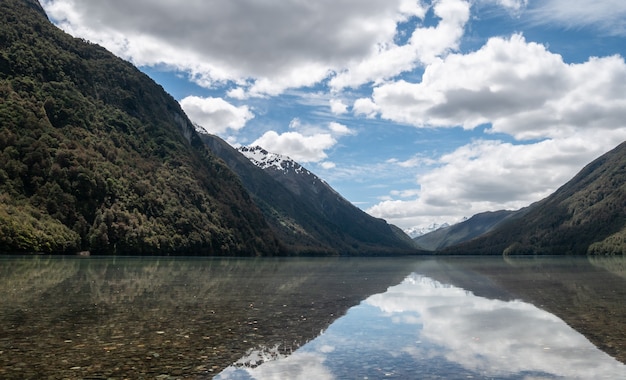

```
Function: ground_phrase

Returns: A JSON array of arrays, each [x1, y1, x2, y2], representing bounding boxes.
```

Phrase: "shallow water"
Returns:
[[0, 255, 625, 379]]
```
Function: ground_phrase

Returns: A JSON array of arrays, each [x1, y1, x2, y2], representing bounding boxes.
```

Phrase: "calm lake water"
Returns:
[[1, 255, 625, 379]]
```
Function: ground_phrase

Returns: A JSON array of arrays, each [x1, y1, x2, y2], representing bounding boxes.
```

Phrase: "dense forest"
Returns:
[[0, 0, 281, 255]]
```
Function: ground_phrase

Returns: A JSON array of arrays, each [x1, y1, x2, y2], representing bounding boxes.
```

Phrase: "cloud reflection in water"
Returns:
[[217, 273, 626, 379]]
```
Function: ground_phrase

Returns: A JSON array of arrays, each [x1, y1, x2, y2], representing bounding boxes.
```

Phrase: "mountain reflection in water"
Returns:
[[217, 273, 626, 380], [0, 256, 415, 379]]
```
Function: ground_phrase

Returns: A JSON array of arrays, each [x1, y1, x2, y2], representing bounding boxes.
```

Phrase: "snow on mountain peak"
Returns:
[[238, 146, 308, 174], [405, 222, 451, 238]]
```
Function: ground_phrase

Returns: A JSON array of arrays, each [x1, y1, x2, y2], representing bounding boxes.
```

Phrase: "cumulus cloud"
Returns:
[[251, 120, 354, 162], [368, 134, 626, 228], [330, 0, 471, 90], [42, 0, 452, 96], [250, 131, 336, 163], [329, 99, 349, 115], [358, 32, 626, 228], [353, 98, 380, 118], [367, 34, 626, 139], [179, 96, 253, 134], [328, 122, 355, 136]]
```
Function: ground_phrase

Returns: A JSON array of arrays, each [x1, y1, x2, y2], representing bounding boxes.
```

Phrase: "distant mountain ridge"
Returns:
[[414, 210, 522, 251], [201, 136, 419, 255], [444, 141, 626, 255], [406, 222, 451, 239]]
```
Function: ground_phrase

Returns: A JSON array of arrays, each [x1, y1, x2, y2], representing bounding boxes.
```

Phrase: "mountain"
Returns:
[[0, 0, 281, 255], [414, 210, 521, 251], [200, 135, 419, 255], [405, 222, 451, 239], [444, 141, 626, 255]]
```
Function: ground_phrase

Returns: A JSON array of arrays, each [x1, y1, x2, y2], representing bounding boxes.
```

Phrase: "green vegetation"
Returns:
[[0, 0, 280, 255]]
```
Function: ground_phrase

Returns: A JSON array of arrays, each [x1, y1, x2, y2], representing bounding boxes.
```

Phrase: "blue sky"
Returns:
[[42, 0, 626, 231]]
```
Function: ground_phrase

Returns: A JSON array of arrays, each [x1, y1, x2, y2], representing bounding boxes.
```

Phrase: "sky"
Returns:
[[41, 0, 626, 231]]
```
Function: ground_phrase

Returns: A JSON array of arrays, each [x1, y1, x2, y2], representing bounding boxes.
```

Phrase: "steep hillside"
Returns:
[[445, 141, 626, 255], [201, 135, 419, 255], [0, 0, 280, 255], [414, 209, 522, 251]]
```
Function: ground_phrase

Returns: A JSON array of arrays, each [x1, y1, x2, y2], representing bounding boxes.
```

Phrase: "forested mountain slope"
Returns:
[[445, 141, 626, 255], [0, 0, 281, 255], [201, 134, 419, 255]]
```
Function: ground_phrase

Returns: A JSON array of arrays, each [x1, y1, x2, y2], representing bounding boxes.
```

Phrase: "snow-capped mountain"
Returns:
[[238, 146, 308, 174], [200, 135, 419, 255], [237, 145, 346, 200], [404, 223, 451, 239]]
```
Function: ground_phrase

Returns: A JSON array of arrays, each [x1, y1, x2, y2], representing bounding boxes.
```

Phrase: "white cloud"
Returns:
[[179, 96, 253, 134], [330, 0, 471, 90], [289, 118, 304, 130], [41, 0, 450, 96], [251, 121, 352, 162], [329, 99, 349, 115], [368, 134, 626, 229], [226, 87, 247, 100], [251, 131, 336, 163], [288, 119, 354, 137], [367, 34, 626, 140], [529, 0, 626, 36], [353, 98, 380, 118], [328, 122, 355, 136]]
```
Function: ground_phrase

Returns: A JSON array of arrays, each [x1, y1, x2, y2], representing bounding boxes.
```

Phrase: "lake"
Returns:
[[0, 255, 625, 379]]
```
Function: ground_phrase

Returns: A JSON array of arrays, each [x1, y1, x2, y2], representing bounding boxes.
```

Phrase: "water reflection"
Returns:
[[0, 256, 415, 379], [1, 256, 626, 379], [418, 256, 626, 363], [218, 273, 626, 379]]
